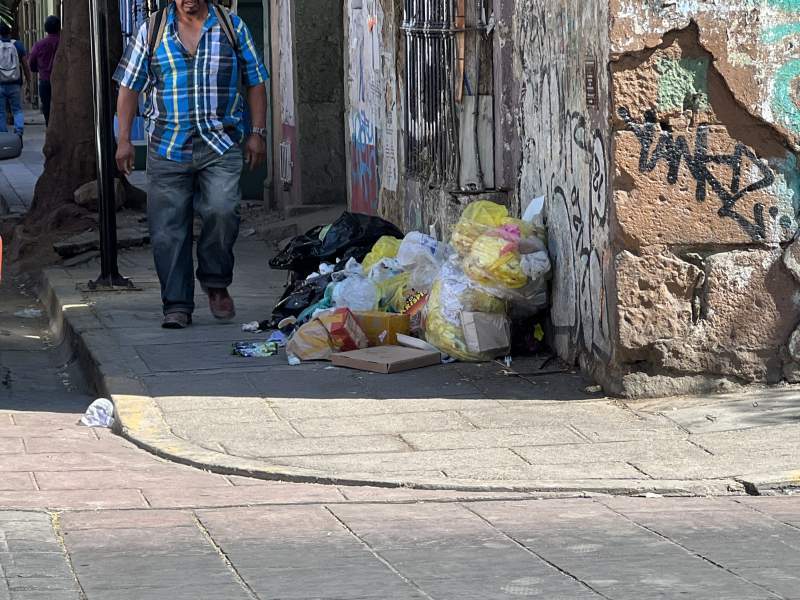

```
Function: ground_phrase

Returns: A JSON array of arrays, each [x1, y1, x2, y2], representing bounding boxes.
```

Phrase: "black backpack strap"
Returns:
[[147, 7, 168, 60], [211, 2, 239, 55]]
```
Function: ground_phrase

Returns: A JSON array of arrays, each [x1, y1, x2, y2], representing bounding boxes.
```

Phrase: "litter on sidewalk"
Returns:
[[79, 398, 115, 428], [263, 200, 552, 370], [332, 345, 442, 374]]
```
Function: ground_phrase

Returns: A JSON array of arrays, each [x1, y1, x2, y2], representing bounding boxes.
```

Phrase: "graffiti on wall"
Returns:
[[347, 0, 383, 214], [516, 0, 613, 363], [618, 107, 780, 241], [764, 0, 800, 135], [549, 116, 612, 360], [351, 110, 380, 214]]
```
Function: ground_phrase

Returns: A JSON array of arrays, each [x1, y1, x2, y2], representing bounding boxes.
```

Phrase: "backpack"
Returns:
[[0, 39, 20, 84], [146, 1, 239, 64]]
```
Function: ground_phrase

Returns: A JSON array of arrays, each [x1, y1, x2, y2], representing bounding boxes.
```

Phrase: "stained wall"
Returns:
[[610, 1, 800, 395]]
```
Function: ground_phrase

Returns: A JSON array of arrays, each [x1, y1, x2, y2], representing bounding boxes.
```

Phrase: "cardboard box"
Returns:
[[318, 308, 369, 352], [352, 311, 410, 346], [332, 345, 441, 374], [461, 312, 511, 357]]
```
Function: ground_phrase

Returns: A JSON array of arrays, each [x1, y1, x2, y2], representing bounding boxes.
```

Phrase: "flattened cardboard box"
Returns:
[[332, 345, 441, 374]]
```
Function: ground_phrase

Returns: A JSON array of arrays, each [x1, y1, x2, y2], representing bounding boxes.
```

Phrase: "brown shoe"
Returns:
[[207, 287, 236, 320], [162, 312, 192, 329]]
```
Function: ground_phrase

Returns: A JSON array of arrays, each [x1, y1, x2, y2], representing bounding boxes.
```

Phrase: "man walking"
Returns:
[[114, 0, 268, 329], [0, 22, 31, 139], [28, 15, 60, 126]]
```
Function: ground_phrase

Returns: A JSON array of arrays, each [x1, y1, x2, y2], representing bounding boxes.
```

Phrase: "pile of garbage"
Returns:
[[239, 199, 551, 371]]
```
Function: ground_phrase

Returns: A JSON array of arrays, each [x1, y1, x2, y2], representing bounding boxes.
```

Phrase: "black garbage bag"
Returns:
[[318, 212, 403, 258], [269, 225, 325, 274], [265, 273, 333, 328], [269, 212, 403, 277]]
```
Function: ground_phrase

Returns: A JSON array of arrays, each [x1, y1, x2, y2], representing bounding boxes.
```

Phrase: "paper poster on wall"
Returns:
[[382, 101, 399, 192]]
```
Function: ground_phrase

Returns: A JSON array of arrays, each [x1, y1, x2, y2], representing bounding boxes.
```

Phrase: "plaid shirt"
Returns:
[[113, 4, 268, 162]]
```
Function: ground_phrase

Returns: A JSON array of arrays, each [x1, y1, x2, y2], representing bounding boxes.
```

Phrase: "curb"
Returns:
[[39, 267, 757, 497]]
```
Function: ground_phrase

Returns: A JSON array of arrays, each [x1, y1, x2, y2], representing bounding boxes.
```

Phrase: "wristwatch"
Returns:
[[251, 127, 268, 138]]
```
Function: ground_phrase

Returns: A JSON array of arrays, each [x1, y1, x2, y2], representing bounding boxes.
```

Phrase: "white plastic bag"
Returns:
[[332, 275, 379, 311], [367, 258, 404, 283], [80, 398, 115, 428], [396, 231, 452, 292]]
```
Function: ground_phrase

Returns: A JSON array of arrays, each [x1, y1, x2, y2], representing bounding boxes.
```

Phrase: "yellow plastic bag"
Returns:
[[463, 231, 528, 290], [424, 259, 506, 362], [376, 272, 410, 312], [362, 236, 402, 273], [450, 201, 509, 256]]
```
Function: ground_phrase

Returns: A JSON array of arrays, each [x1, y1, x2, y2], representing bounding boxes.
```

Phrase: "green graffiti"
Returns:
[[769, 154, 800, 228], [766, 0, 800, 11], [656, 57, 709, 111], [772, 59, 800, 135], [763, 22, 800, 43]]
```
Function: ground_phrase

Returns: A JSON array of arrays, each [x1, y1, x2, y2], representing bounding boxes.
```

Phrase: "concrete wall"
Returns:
[[513, 0, 613, 378], [271, 0, 346, 210], [609, 1, 800, 395]]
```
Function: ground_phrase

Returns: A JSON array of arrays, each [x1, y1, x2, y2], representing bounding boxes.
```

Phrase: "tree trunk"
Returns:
[[27, 0, 124, 221], [7, 1, 130, 271]]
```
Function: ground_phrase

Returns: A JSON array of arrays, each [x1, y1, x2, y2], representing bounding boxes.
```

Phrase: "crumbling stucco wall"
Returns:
[[514, 0, 614, 379], [610, 1, 800, 395]]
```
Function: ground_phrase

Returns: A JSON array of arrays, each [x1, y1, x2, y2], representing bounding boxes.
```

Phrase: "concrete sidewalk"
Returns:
[[40, 239, 800, 495]]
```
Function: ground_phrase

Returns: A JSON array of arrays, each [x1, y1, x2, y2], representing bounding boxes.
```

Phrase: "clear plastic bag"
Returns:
[[424, 258, 506, 361], [396, 231, 452, 292], [332, 275, 379, 311]]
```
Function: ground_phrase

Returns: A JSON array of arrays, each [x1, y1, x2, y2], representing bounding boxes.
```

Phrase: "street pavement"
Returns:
[[2, 280, 800, 598], [40, 239, 800, 494]]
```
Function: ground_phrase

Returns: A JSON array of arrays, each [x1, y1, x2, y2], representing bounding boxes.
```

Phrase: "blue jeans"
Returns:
[[147, 138, 242, 315], [0, 83, 24, 136]]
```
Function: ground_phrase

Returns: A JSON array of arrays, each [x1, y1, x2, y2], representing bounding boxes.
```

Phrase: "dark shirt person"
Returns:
[[28, 15, 60, 126]]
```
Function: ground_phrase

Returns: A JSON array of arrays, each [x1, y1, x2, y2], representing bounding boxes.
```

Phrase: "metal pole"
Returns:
[[88, 0, 132, 289]]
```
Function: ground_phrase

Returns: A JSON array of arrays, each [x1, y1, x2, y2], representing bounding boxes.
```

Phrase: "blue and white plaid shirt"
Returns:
[[113, 4, 269, 163]]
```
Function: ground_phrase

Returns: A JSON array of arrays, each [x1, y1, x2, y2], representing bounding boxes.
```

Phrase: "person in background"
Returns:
[[28, 15, 60, 126], [0, 22, 31, 139]]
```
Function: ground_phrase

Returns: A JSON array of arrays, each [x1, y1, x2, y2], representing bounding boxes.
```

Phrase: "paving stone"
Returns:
[[0, 511, 79, 599], [0, 453, 160, 472], [632, 450, 800, 480], [136, 342, 292, 372], [402, 427, 584, 450], [142, 481, 346, 508], [0, 490, 147, 510], [736, 497, 800, 529], [220, 434, 411, 458], [513, 439, 708, 465], [168, 419, 300, 445], [33, 468, 230, 491], [0, 474, 34, 492], [247, 369, 369, 399], [196, 506, 425, 599], [60, 509, 195, 531], [290, 410, 475, 437], [359, 367, 483, 399], [21, 436, 141, 455], [163, 406, 279, 428], [155, 396, 272, 413], [272, 448, 526, 475], [270, 397, 505, 420], [443, 461, 644, 481], [144, 372, 261, 397], [0, 438, 23, 454], [692, 423, 800, 453]]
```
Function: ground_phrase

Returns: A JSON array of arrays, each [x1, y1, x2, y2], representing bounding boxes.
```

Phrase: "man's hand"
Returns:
[[116, 140, 136, 175], [244, 133, 266, 171]]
